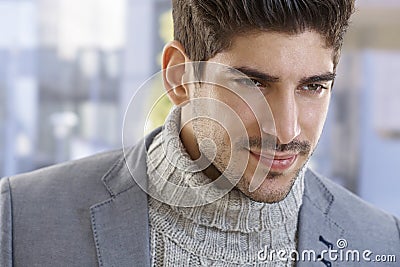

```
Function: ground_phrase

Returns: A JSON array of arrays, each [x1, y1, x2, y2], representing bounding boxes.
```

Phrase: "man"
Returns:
[[1, 0, 399, 266]]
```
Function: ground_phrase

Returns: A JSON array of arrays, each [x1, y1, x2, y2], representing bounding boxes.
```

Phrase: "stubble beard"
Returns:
[[196, 136, 309, 203], [195, 131, 313, 203], [235, 167, 303, 203]]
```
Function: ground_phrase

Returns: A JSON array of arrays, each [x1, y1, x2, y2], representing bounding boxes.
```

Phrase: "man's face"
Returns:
[[181, 30, 334, 203]]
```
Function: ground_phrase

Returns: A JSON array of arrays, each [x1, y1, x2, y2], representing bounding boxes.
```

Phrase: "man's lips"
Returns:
[[249, 150, 298, 171]]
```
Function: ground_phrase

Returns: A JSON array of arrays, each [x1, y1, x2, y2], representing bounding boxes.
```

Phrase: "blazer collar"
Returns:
[[89, 128, 161, 267], [296, 170, 345, 267]]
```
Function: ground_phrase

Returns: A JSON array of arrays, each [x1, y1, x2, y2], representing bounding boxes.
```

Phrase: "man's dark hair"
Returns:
[[172, 0, 355, 68]]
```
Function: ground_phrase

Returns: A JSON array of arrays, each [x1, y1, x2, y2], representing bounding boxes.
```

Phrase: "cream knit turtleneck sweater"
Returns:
[[146, 106, 305, 266]]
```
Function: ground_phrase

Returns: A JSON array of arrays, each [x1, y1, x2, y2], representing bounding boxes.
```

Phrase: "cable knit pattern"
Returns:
[[147, 106, 305, 266]]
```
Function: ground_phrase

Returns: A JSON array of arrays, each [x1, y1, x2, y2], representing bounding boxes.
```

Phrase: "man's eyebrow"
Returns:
[[299, 72, 336, 84], [228, 66, 280, 83], [227, 67, 336, 85]]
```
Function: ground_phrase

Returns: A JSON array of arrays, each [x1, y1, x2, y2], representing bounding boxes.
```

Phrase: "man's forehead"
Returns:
[[208, 30, 335, 75]]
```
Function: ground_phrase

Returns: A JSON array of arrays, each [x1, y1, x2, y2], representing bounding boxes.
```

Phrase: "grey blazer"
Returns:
[[1, 129, 399, 267]]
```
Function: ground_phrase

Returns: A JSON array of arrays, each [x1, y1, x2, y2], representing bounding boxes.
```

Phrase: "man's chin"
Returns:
[[234, 171, 298, 203]]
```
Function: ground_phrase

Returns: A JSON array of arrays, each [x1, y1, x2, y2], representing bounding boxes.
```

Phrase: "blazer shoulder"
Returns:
[[4, 127, 159, 204], [4, 149, 131, 214], [10, 149, 123, 189]]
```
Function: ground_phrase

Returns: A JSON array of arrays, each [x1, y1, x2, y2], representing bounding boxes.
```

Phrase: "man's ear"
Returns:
[[162, 40, 190, 106]]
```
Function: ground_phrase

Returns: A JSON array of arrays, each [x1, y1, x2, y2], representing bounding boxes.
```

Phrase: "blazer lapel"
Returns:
[[90, 129, 161, 267], [296, 170, 345, 267], [90, 182, 150, 267]]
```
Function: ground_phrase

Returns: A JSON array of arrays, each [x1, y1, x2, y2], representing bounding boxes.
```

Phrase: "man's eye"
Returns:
[[235, 78, 264, 87], [300, 83, 327, 93]]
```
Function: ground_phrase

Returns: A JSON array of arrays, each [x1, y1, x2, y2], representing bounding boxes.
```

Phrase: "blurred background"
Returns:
[[0, 0, 399, 216]]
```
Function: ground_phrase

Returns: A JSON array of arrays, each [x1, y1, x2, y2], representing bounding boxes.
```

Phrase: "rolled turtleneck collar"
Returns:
[[146, 106, 305, 266]]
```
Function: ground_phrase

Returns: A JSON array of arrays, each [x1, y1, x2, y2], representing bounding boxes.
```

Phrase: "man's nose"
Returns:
[[261, 93, 300, 145]]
